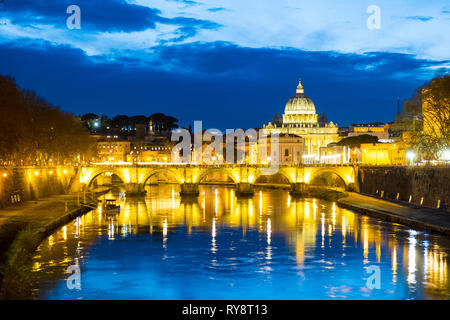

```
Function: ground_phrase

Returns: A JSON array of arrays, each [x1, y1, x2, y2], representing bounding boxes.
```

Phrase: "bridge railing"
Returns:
[[84, 163, 357, 168]]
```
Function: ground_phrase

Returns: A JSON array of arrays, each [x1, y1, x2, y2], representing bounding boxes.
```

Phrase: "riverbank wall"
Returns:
[[0, 166, 76, 208], [357, 166, 449, 211], [0, 189, 106, 300], [337, 193, 450, 236], [0, 205, 92, 299]]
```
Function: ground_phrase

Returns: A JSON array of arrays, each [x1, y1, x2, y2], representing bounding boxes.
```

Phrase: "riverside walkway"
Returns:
[[0, 194, 84, 228], [338, 193, 450, 235], [0, 191, 102, 278], [0, 193, 87, 261], [0, 189, 107, 299]]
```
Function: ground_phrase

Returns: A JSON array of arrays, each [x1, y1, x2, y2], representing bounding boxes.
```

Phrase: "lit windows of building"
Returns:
[[96, 139, 131, 162], [319, 144, 348, 165], [257, 134, 304, 165], [127, 142, 173, 163], [348, 122, 390, 140]]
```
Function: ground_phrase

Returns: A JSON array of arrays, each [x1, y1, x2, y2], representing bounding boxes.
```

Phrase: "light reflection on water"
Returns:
[[30, 185, 450, 299]]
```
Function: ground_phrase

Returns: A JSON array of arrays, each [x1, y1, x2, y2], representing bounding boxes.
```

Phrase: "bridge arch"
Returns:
[[197, 168, 237, 184], [307, 168, 349, 190], [85, 169, 127, 188], [142, 168, 183, 185], [253, 170, 294, 184]]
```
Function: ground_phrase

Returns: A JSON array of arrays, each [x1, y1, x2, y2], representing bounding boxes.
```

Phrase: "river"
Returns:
[[29, 185, 450, 299]]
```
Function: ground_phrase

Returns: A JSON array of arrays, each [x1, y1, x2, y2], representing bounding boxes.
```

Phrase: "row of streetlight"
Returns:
[[0, 169, 70, 178]]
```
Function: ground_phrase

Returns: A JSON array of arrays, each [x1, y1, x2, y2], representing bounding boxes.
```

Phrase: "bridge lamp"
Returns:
[[304, 173, 311, 183], [441, 149, 450, 161], [63, 169, 68, 174], [406, 150, 416, 164], [3, 173, 7, 177], [34, 171, 39, 176]]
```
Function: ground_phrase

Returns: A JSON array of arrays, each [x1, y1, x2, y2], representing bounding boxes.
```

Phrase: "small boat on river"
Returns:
[[103, 199, 120, 215]]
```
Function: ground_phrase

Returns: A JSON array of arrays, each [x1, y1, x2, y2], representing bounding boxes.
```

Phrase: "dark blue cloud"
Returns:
[[208, 8, 229, 12], [3, 0, 160, 31], [2, 0, 220, 35], [169, 0, 199, 5], [0, 40, 445, 130], [151, 42, 444, 79], [160, 17, 222, 43], [406, 16, 434, 21]]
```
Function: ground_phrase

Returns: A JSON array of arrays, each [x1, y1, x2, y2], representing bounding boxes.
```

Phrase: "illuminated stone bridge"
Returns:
[[73, 164, 358, 197]]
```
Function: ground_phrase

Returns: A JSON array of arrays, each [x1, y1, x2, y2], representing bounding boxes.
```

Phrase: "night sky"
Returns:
[[0, 0, 449, 130]]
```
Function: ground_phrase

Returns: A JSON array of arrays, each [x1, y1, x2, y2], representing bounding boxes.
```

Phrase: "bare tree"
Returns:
[[0, 75, 95, 166], [412, 75, 450, 160]]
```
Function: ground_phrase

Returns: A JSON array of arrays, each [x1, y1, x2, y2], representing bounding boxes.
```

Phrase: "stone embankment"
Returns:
[[357, 166, 449, 211], [0, 188, 107, 299], [337, 192, 450, 236]]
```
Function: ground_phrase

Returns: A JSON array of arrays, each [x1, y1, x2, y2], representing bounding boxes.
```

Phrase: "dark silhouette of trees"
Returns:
[[130, 115, 147, 124], [149, 113, 179, 131], [402, 96, 422, 122], [80, 112, 179, 138], [0, 75, 95, 165], [81, 113, 99, 122]]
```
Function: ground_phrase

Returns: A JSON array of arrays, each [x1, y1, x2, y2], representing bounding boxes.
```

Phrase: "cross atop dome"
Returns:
[[296, 79, 304, 94]]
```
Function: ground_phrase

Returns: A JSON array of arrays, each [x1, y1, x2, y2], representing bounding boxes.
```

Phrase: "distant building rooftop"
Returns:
[[350, 122, 386, 127]]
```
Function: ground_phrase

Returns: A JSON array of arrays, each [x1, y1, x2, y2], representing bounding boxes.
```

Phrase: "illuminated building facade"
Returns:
[[348, 122, 390, 141], [97, 139, 131, 162], [257, 134, 304, 165], [277, 134, 304, 165], [128, 143, 172, 163], [360, 142, 407, 165], [319, 144, 349, 165], [262, 80, 339, 159]]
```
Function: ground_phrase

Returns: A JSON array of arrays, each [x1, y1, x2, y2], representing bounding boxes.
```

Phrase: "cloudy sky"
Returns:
[[0, 0, 449, 129]]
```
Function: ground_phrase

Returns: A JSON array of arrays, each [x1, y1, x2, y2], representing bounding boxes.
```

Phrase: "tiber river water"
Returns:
[[29, 185, 450, 299]]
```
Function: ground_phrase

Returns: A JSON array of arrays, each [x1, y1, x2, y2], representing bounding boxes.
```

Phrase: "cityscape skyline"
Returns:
[[0, 1, 449, 304], [0, 67, 436, 131]]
